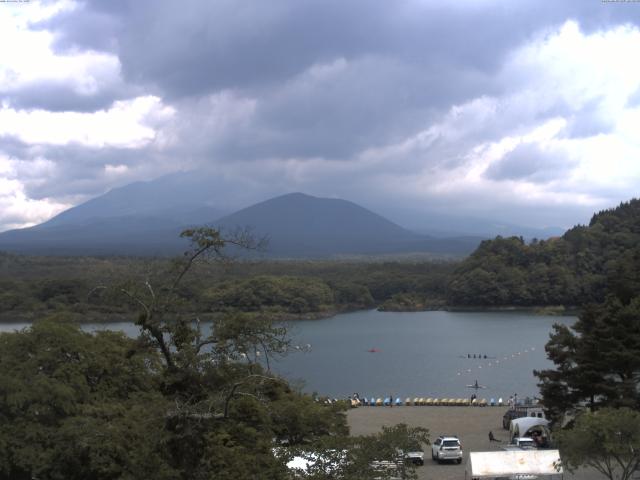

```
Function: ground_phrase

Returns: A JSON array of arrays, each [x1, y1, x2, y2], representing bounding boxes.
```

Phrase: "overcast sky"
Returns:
[[1, 0, 640, 232]]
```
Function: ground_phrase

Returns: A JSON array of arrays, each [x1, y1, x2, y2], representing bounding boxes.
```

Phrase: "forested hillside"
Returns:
[[0, 254, 453, 321], [447, 199, 640, 307]]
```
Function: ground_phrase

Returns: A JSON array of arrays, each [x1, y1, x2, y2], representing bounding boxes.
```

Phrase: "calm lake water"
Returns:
[[277, 310, 576, 400], [0, 310, 575, 401]]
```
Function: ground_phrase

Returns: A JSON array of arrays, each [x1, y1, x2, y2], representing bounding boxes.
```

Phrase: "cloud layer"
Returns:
[[1, 0, 640, 231]]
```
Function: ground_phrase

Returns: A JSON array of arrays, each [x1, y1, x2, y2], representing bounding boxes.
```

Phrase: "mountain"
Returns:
[[0, 191, 483, 257], [39, 172, 228, 228], [215, 193, 483, 257]]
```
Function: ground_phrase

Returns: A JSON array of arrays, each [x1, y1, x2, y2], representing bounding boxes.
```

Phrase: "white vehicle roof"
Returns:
[[467, 450, 563, 478], [509, 417, 550, 437]]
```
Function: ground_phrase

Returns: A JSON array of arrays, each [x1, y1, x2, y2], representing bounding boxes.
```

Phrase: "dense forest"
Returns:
[[0, 253, 453, 322], [447, 199, 640, 308]]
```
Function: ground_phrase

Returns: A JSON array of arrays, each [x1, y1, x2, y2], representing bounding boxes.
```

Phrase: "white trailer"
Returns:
[[465, 449, 564, 480]]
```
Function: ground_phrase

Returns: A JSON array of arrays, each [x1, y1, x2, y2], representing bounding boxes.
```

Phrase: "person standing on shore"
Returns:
[[390, 394, 393, 407]]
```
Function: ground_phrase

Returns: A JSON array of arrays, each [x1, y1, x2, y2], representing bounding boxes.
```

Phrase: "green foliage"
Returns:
[[0, 312, 349, 479], [294, 423, 429, 480], [557, 408, 640, 480], [0, 228, 430, 479], [0, 251, 454, 320], [448, 199, 640, 307], [0, 320, 174, 480], [535, 295, 640, 424], [205, 275, 335, 313]]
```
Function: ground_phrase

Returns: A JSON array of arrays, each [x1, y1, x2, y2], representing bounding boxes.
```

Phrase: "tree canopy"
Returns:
[[535, 294, 640, 424], [0, 227, 427, 479], [448, 199, 640, 307], [557, 408, 640, 480]]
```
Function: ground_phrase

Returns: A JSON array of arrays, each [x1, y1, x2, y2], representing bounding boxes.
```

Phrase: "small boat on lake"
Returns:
[[466, 380, 487, 390]]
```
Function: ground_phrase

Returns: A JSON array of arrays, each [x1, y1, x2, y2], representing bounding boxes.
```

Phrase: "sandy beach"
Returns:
[[347, 406, 601, 480]]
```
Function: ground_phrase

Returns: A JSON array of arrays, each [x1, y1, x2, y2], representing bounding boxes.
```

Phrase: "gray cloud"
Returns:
[[1, 80, 132, 113], [561, 98, 617, 139], [42, 1, 639, 97], [26, 0, 640, 162], [40, 1, 547, 98], [32, 1, 125, 53], [485, 142, 575, 183]]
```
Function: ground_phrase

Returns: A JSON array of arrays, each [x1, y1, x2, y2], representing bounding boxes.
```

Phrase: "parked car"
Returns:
[[403, 450, 424, 466], [431, 436, 463, 464]]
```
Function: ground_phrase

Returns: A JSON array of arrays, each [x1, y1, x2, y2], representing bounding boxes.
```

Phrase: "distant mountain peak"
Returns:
[[0, 180, 482, 257]]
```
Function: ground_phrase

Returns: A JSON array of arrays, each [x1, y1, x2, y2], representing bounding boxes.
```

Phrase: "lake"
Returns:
[[278, 310, 576, 400], [0, 310, 575, 401]]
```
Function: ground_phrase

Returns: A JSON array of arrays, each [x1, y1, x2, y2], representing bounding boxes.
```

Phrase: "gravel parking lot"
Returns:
[[347, 406, 602, 480]]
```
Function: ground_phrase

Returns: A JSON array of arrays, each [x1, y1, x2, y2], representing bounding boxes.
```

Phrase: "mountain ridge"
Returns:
[[0, 191, 484, 257]]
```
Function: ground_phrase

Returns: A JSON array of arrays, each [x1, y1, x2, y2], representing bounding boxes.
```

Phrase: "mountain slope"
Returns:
[[215, 193, 481, 257], [0, 191, 482, 257], [0, 216, 187, 256], [39, 171, 227, 229]]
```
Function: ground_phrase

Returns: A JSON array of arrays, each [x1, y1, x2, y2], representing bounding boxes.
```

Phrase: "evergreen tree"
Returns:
[[535, 295, 640, 424]]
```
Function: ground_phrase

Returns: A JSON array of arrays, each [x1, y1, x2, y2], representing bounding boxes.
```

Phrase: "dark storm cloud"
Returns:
[[205, 58, 496, 160], [38, 1, 532, 98], [32, 1, 125, 53], [485, 142, 575, 183], [41, 1, 639, 98], [27, 0, 640, 164]]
